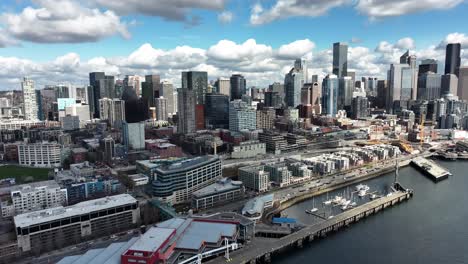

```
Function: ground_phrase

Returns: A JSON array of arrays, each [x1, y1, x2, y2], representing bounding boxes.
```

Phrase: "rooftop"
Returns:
[[128, 227, 174, 252], [10, 180, 61, 193], [192, 178, 243, 198], [155, 155, 219, 174], [14, 194, 137, 228]]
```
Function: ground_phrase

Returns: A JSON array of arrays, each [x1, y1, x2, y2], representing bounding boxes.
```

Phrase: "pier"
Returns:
[[411, 157, 451, 182], [208, 190, 413, 264]]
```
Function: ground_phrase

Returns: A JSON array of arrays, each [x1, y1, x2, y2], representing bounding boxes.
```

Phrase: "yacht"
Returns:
[[332, 196, 343, 204]]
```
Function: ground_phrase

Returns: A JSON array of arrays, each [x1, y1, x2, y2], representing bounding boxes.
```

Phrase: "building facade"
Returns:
[[229, 100, 256, 131], [18, 143, 61, 167], [21, 77, 38, 120], [122, 122, 145, 150], [322, 74, 339, 116]]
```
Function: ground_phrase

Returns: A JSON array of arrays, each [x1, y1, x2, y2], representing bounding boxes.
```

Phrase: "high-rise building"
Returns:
[[39, 87, 56, 120], [445, 43, 461, 77], [441, 74, 458, 95], [205, 93, 229, 129], [124, 75, 142, 97], [284, 62, 304, 108], [101, 137, 115, 164], [264, 91, 282, 108], [417, 72, 442, 101], [377, 80, 388, 109], [177, 88, 196, 134], [256, 108, 276, 130], [332, 42, 348, 78], [182, 71, 208, 105], [89, 72, 115, 118], [301, 86, 311, 105], [294, 58, 308, 83], [230, 74, 246, 100], [419, 59, 438, 76], [155, 97, 168, 121], [338, 76, 354, 111], [400, 50, 416, 68], [215, 77, 231, 98], [401, 67, 418, 101], [351, 96, 369, 119], [122, 122, 145, 150], [458, 67, 468, 101], [98, 98, 125, 128], [229, 100, 256, 132], [21, 77, 38, 120], [322, 74, 339, 116], [387, 63, 410, 113], [159, 81, 175, 116]]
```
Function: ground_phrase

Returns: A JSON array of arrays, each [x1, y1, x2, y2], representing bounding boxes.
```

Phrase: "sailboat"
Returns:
[[306, 198, 319, 214], [323, 192, 332, 205]]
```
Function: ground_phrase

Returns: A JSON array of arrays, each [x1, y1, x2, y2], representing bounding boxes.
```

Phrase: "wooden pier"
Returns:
[[208, 190, 413, 264]]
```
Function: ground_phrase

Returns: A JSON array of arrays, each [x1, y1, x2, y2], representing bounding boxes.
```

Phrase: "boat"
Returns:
[[323, 200, 332, 205], [328, 215, 334, 219], [309, 198, 318, 213], [332, 196, 343, 204], [350, 202, 357, 207]]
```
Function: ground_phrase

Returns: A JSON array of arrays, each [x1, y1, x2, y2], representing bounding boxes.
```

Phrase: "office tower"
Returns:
[[333, 42, 348, 78], [216, 77, 231, 97], [400, 50, 417, 68], [377, 80, 388, 109], [294, 58, 308, 83], [322, 74, 339, 116], [269, 82, 285, 102], [64, 103, 91, 122], [301, 86, 311, 105], [338, 76, 354, 111], [264, 91, 282, 108], [101, 136, 115, 164], [141, 74, 160, 107], [401, 67, 418, 101], [310, 82, 321, 108], [182, 71, 208, 105], [155, 97, 168, 121], [99, 98, 112, 120], [387, 63, 410, 113], [89, 72, 115, 118], [417, 72, 442, 101], [230, 74, 246, 100], [445, 43, 461, 77], [122, 121, 145, 150], [351, 96, 369, 119], [458, 67, 468, 101], [114, 79, 124, 98], [347, 70, 356, 84], [441, 74, 458, 95], [284, 61, 304, 107], [419, 59, 438, 76], [124, 75, 142, 97], [311, 75, 319, 83], [256, 107, 276, 130], [205, 93, 229, 129], [177, 88, 196, 134], [229, 100, 256, 132], [111, 99, 125, 128], [21, 77, 38, 120], [39, 87, 56, 120], [159, 81, 175, 116]]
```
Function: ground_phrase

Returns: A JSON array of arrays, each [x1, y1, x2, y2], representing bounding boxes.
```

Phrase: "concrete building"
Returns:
[[192, 178, 245, 210], [229, 100, 256, 132], [64, 103, 91, 124], [18, 143, 61, 167], [284, 66, 303, 108], [242, 194, 274, 221], [122, 122, 145, 150], [21, 77, 38, 120], [216, 77, 231, 97], [1, 181, 67, 218], [256, 108, 276, 130], [177, 88, 196, 134], [182, 71, 208, 105], [333, 42, 348, 78], [322, 74, 339, 116], [151, 156, 222, 205], [231, 140, 266, 159], [238, 166, 269, 192], [60, 115, 80, 131], [155, 97, 168, 121], [14, 194, 139, 253]]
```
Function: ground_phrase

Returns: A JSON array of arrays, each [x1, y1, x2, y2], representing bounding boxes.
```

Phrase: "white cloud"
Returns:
[[356, 0, 464, 19], [218, 11, 233, 24], [395, 37, 415, 50], [250, 0, 350, 25], [438, 32, 468, 49], [1, 0, 129, 44], [276, 39, 315, 60]]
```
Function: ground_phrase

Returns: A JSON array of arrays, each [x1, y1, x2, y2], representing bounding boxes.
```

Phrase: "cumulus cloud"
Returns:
[[91, 0, 226, 24], [276, 39, 315, 60], [356, 0, 464, 19], [250, 0, 350, 25], [218, 11, 233, 24], [1, 0, 130, 44], [438, 32, 468, 49]]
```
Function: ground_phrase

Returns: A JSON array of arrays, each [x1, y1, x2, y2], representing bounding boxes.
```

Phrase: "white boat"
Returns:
[[356, 184, 370, 191], [310, 208, 318, 213], [332, 196, 343, 204], [358, 189, 367, 197], [350, 202, 357, 207], [370, 194, 378, 200], [323, 200, 332, 205], [328, 215, 334, 219]]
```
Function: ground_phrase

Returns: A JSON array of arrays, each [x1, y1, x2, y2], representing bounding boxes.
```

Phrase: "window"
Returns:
[[61, 218, 70, 225], [71, 216, 80, 223], [81, 214, 90, 221]]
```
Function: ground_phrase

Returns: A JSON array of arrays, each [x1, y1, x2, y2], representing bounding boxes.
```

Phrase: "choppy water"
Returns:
[[275, 160, 468, 264]]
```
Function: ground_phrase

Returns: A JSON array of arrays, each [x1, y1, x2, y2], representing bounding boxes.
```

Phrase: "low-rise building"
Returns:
[[241, 194, 274, 221], [192, 178, 245, 210], [128, 174, 149, 186], [238, 166, 269, 192], [231, 140, 266, 159], [18, 143, 61, 167]]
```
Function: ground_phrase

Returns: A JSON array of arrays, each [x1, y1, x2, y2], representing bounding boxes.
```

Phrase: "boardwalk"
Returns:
[[209, 191, 412, 264]]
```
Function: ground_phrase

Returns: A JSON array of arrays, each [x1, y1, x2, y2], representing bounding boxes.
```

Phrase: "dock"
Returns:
[[208, 191, 413, 264], [411, 157, 451, 182]]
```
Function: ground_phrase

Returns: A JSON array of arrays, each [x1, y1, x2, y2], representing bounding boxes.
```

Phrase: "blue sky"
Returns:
[[0, 0, 467, 89]]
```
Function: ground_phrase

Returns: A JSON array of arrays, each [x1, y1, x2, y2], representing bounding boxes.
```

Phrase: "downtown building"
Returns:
[[177, 88, 196, 134], [18, 143, 61, 167], [21, 77, 38, 120], [151, 155, 222, 205], [322, 74, 339, 116], [14, 194, 139, 254], [229, 100, 256, 132]]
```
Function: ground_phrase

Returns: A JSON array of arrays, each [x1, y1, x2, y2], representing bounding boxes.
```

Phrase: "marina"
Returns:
[[411, 157, 451, 182]]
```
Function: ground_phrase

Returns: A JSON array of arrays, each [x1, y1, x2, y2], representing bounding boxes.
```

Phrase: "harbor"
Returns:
[[411, 157, 452, 182], [209, 189, 413, 264]]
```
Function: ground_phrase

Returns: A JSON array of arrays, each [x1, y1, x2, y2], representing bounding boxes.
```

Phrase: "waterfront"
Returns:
[[276, 160, 468, 264]]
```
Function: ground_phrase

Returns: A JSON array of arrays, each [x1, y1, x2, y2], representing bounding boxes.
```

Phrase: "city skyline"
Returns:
[[0, 0, 467, 89]]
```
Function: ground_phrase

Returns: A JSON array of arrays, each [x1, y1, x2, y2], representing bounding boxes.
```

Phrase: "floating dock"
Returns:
[[411, 157, 451, 182], [208, 190, 413, 264]]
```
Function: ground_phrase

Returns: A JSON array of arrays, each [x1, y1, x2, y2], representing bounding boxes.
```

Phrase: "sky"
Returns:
[[1, 0, 468, 90]]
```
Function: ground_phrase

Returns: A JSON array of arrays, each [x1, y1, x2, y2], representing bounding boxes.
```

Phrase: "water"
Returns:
[[275, 160, 468, 264]]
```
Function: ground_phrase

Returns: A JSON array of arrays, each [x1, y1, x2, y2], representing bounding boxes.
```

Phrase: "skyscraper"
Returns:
[[338, 76, 354, 111], [229, 100, 256, 132], [230, 74, 246, 100], [98, 98, 125, 128], [155, 97, 168, 121], [284, 60, 304, 108], [441, 74, 458, 95], [124, 75, 142, 97], [159, 81, 175, 116], [417, 72, 442, 101], [182, 71, 208, 104], [205, 93, 229, 129], [322, 74, 339, 116], [21, 77, 38, 120], [294, 58, 308, 83], [177, 88, 196, 134], [332, 42, 348, 78], [89, 72, 115, 118], [122, 122, 145, 150], [458, 67, 468, 101], [387, 63, 410, 113], [445, 43, 461, 77], [215, 77, 231, 98], [419, 59, 438, 76], [351, 96, 369, 119]]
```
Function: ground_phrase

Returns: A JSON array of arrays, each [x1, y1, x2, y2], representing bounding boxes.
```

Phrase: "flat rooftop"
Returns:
[[192, 178, 243, 198], [14, 194, 137, 228], [10, 180, 60, 193], [412, 157, 451, 179], [128, 227, 174, 252], [155, 156, 218, 174]]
